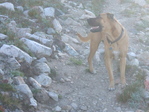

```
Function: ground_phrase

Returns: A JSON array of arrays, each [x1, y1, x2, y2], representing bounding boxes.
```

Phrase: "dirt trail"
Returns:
[[48, 0, 136, 111]]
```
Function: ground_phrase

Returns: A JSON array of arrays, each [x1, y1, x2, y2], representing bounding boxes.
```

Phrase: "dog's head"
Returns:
[[87, 13, 114, 33]]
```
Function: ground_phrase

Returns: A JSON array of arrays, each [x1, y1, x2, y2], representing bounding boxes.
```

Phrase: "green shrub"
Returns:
[[11, 70, 24, 77], [0, 83, 15, 92], [117, 71, 146, 108], [70, 57, 83, 65], [117, 81, 141, 103], [32, 88, 41, 94]]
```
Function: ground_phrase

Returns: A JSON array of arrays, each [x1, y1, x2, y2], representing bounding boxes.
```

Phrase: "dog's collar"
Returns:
[[107, 28, 124, 45]]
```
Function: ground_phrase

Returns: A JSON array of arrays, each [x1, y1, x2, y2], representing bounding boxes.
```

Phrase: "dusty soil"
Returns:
[[48, 57, 133, 112]]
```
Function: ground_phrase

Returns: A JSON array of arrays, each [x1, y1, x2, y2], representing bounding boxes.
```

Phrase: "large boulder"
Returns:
[[44, 7, 55, 17], [0, 44, 33, 64], [34, 89, 50, 104], [0, 53, 21, 71], [52, 19, 62, 33], [15, 83, 37, 108], [33, 62, 51, 75], [35, 73, 52, 87], [26, 33, 53, 47], [7, 21, 32, 38], [16, 84, 33, 98], [0, 33, 8, 40], [0, 2, 15, 11], [20, 38, 52, 58]]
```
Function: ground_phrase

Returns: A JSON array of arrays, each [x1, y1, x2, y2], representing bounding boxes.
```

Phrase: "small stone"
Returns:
[[0, 33, 8, 40], [33, 62, 51, 75], [47, 28, 55, 34], [52, 19, 62, 33], [103, 108, 107, 112], [54, 106, 61, 112], [28, 77, 42, 89], [0, 69, 4, 75], [48, 92, 59, 101], [115, 107, 121, 112], [44, 7, 55, 17], [80, 105, 87, 111], [71, 103, 78, 110], [16, 6, 23, 12], [13, 76, 25, 85], [30, 97, 37, 108], [60, 78, 65, 83], [127, 52, 137, 60], [64, 43, 79, 56], [62, 105, 72, 111]]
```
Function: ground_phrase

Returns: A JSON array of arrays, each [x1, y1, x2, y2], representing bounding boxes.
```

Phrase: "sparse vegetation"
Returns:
[[91, 0, 104, 15], [58, 94, 63, 99], [85, 68, 90, 73], [43, 0, 64, 11], [18, 0, 43, 9], [120, 0, 133, 4], [122, 8, 136, 17], [49, 68, 57, 78], [0, 93, 20, 109], [117, 71, 146, 108], [32, 88, 41, 94], [146, 0, 149, 4], [70, 57, 83, 65], [11, 70, 24, 77], [135, 20, 149, 31], [0, 83, 15, 92]]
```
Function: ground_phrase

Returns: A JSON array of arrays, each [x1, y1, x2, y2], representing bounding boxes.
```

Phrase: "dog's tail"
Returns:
[[77, 33, 91, 42]]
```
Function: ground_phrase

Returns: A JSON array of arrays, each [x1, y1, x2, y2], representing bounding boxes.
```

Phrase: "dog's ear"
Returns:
[[107, 13, 114, 19]]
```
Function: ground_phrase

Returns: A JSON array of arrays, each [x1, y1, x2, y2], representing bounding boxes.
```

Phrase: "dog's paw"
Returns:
[[108, 87, 115, 91], [108, 84, 115, 91], [90, 70, 96, 74]]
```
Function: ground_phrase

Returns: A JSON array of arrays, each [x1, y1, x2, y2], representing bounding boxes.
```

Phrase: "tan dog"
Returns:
[[77, 13, 129, 90]]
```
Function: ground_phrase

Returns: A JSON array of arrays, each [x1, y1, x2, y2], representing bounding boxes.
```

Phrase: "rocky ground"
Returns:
[[0, 0, 149, 112]]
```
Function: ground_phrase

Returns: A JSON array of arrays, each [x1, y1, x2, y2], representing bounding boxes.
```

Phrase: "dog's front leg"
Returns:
[[120, 55, 127, 87], [104, 53, 115, 90]]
